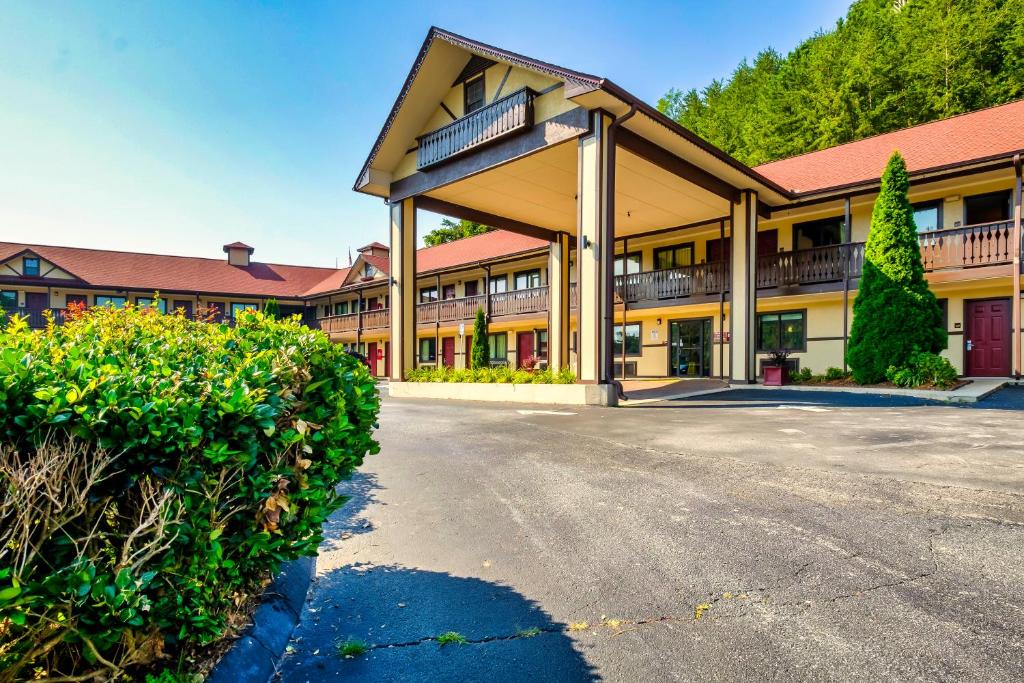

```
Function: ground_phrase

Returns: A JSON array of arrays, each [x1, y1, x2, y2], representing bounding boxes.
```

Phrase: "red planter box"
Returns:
[[763, 365, 788, 386]]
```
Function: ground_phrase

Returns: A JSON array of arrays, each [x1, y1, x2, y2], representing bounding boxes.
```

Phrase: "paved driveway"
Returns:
[[278, 389, 1024, 682]]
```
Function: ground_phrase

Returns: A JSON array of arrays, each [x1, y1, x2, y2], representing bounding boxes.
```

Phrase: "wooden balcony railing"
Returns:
[[0, 307, 68, 329], [490, 286, 549, 317], [317, 312, 359, 334], [614, 261, 730, 303], [756, 243, 865, 289], [416, 88, 535, 170], [918, 221, 1014, 270], [417, 295, 486, 324], [361, 308, 390, 330]]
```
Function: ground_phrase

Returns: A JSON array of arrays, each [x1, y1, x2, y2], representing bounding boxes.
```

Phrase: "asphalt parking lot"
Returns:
[[278, 387, 1024, 682]]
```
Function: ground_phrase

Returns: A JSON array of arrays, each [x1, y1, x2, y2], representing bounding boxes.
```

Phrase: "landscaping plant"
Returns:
[[847, 151, 946, 384], [470, 307, 489, 369], [0, 305, 380, 681]]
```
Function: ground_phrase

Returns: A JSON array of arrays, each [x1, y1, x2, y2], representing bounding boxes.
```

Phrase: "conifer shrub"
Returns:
[[847, 152, 946, 384], [471, 307, 489, 369], [0, 305, 379, 680]]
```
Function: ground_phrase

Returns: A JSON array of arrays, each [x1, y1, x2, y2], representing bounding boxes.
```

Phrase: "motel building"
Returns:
[[2, 27, 1022, 404]]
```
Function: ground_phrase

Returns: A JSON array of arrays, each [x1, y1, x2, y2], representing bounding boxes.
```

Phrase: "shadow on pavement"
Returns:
[[279, 564, 598, 683], [320, 471, 384, 550], [658, 386, 1024, 410]]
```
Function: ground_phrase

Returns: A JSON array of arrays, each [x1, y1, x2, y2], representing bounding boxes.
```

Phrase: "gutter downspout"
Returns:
[[435, 273, 441, 367], [1014, 154, 1022, 379], [843, 196, 852, 373], [719, 218, 726, 380], [606, 104, 638, 389], [620, 236, 628, 380]]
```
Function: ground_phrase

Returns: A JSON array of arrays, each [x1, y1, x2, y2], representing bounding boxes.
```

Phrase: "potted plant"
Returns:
[[763, 349, 791, 386]]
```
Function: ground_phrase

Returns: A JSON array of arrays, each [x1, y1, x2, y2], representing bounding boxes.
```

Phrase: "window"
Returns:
[[442, 284, 456, 300], [418, 337, 436, 363], [706, 238, 731, 263], [654, 244, 694, 270], [614, 252, 642, 276], [794, 217, 844, 250], [964, 190, 1011, 225], [464, 76, 485, 114], [334, 301, 349, 315], [464, 280, 479, 297], [537, 329, 548, 359], [757, 311, 807, 352], [487, 332, 507, 363], [95, 295, 127, 308], [489, 275, 507, 294], [136, 297, 167, 313], [364, 263, 377, 277], [230, 302, 257, 318], [912, 201, 942, 233], [937, 298, 949, 331], [0, 290, 17, 310], [419, 286, 438, 303], [513, 269, 541, 290], [22, 257, 40, 277], [612, 323, 641, 356]]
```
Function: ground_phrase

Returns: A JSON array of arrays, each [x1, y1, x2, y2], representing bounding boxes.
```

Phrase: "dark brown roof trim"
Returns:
[[0, 276, 308, 302]]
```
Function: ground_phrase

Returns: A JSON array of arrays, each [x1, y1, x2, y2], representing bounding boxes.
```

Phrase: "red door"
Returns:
[[464, 335, 473, 368], [441, 337, 455, 368], [756, 229, 778, 256], [25, 292, 48, 312], [966, 299, 1010, 376], [516, 332, 535, 368], [367, 342, 378, 377]]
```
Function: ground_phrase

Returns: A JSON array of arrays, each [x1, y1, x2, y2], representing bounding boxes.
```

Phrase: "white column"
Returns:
[[389, 198, 416, 380], [729, 190, 758, 383], [547, 233, 571, 371]]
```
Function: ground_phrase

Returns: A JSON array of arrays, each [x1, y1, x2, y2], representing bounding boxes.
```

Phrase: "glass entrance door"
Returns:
[[669, 319, 712, 377]]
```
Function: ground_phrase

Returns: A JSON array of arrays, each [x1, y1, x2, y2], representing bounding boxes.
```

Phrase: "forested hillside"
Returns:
[[657, 0, 1024, 166]]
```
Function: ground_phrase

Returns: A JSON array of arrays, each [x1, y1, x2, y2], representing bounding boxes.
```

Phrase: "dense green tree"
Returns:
[[658, 0, 1024, 165], [471, 307, 489, 369], [423, 218, 492, 247], [263, 298, 280, 318], [847, 152, 946, 383]]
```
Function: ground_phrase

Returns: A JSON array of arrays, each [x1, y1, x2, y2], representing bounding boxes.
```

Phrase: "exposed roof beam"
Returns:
[[616, 128, 741, 204], [414, 195, 571, 244]]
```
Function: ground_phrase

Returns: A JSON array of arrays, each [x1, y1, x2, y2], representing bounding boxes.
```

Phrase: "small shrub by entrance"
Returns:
[[0, 305, 380, 680], [405, 364, 575, 384]]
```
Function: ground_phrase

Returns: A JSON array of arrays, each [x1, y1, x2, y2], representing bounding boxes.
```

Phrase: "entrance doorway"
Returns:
[[965, 298, 1010, 376], [669, 319, 712, 377], [441, 337, 455, 368], [516, 331, 535, 368], [367, 342, 378, 377]]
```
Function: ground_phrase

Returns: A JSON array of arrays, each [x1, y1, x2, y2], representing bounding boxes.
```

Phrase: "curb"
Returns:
[[207, 555, 315, 683], [740, 381, 1007, 403]]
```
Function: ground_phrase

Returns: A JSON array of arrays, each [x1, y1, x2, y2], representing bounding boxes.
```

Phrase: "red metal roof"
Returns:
[[0, 241, 345, 299], [358, 241, 388, 251], [755, 99, 1024, 194], [417, 230, 547, 271]]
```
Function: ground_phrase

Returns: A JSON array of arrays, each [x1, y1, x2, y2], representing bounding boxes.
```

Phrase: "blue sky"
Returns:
[[0, 1, 849, 267]]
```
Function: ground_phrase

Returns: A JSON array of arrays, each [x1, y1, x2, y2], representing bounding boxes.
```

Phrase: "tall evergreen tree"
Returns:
[[471, 307, 489, 369], [847, 152, 946, 383]]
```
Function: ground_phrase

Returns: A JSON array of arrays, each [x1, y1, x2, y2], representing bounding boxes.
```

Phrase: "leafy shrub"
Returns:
[[885, 350, 958, 389], [824, 366, 847, 381], [792, 367, 813, 383], [0, 305, 380, 680], [405, 363, 575, 384], [847, 152, 946, 383]]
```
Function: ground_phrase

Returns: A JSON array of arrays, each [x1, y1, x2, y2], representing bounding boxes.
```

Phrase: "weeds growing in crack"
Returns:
[[436, 631, 468, 646], [337, 638, 371, 659], [516, 627, 541, 638]]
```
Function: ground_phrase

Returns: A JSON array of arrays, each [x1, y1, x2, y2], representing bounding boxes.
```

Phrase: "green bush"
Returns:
[[405, 363, 575, 384], [471, 308, 489, 370], [824, 366, 847, 381], [792, 367, 813, 383], [0, 305, 380, 680], [847, 152, 946, 383], [885, 350, 958, 389]]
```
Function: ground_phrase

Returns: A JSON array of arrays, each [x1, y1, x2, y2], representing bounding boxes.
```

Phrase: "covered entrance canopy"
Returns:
[[354, 27, 791, 388]]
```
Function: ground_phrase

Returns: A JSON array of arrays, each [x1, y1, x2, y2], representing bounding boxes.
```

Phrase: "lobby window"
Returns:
[[489, 275, 507, 294], [513, 269, 541, 290], [794, 217, 844, 249], [136, 297, 167, 313], [537, 329, 548, 359], [230, 302, 257, 319], [964, 190, 1011, 225], [418, 337, 437, 363], [0, 290, 17, 310], [612, 323, 641, 356], [22, 257, 40, 277], [334, 301, 349, 315], [419, 286, 438, 303], [464, 75, 485, 114], [757, 311, 807, 352], [96, 296, 127, 308], [912, 201, 942, 233], [654, 244, 693, 270], [487, 332, 507, 363], [614, 252, 642, 276]]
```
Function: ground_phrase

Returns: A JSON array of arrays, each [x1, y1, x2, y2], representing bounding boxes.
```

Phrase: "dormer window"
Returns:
[[23, 257, 40, 277], [464, 76, 485, 114], [365, 263, 377, 277]]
